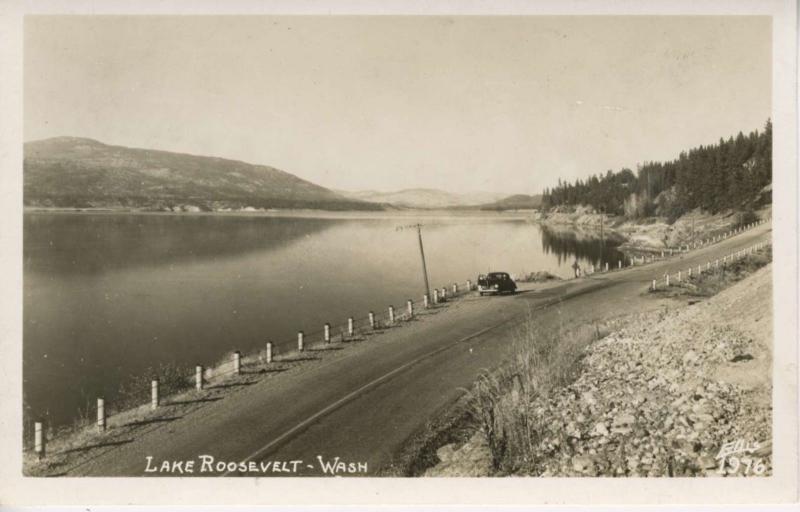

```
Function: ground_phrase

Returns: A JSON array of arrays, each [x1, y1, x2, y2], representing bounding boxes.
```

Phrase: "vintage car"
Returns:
[[477, 272, 517, 296]]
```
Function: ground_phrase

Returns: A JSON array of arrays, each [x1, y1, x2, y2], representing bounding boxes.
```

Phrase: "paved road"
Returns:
[[62, 223, 771, 476]]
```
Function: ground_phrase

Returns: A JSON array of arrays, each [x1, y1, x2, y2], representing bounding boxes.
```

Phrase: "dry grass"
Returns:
[[651, 246, 772, 300], [465, 316, 609, 473]]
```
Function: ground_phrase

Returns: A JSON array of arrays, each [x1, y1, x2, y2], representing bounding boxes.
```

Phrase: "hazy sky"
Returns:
[[24, 16, 771, 194]]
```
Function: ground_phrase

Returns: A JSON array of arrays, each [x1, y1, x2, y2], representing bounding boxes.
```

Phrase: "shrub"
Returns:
[[465, 318, 604, 472]]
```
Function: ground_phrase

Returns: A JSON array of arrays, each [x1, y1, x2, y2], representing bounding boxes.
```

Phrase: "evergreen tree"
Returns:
[[542, 120, 771, 218]]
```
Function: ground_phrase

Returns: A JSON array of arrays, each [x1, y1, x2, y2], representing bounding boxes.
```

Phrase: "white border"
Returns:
[[0, 0, 796, 506]]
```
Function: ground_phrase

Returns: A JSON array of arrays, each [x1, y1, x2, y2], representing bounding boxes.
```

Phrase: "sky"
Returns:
[[24, 16, 771, 195]]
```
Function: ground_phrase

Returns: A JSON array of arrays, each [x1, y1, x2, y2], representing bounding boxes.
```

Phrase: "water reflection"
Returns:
[[24, 213, 334, 275], [540, 225, 626, 268]]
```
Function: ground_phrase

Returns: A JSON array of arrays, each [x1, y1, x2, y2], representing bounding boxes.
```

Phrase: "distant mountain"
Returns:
[[24, 137, 380, 211], [479, 194, 543, 211], [337, 188, 506, 209]]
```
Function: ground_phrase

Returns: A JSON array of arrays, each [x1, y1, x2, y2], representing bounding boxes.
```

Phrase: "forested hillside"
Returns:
[[542, 120, 772, 220]]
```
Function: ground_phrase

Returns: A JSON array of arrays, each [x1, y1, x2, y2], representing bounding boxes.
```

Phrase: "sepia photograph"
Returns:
[[0, 0, 798, 507]]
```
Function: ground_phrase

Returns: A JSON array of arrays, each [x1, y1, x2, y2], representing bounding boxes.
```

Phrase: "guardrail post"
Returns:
[[233, 350, 242, 373], [452, 283, 458, 295], [196, 365, 204, 390], [605, 262, 609, 272], [368, 311, 376, 329], [348, 317, 355, 336], [423, 294, 429, 308], [661, 251, 664, 258], [151, 379, 159, 410], [441, 287, 447, 300], [666, 274, 670, 287], [466, 279, 472, 291], [388, 305, 395, 324], [97, 398, 106, 432], [34, 421, 45, 460], [324, 323, 331, 343], [677, 270, 681, 282], [297, 332, 304, 352], [618, 260, 622, 269], [265, 342, 273, 364], [651, 279, 656, 291], [433, 289, 439, 304], [407, 300, 413, 318]]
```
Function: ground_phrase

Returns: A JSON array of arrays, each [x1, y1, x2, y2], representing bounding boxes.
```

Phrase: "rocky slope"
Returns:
[[427, 262, 773, 477], [541, 204, 769, 252]]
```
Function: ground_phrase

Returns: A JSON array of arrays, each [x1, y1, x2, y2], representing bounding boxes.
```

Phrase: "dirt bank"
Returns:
[[426, 258, 772, 477]]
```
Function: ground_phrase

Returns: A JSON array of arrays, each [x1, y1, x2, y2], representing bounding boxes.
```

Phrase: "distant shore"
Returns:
[[23, 206, 540, 221]]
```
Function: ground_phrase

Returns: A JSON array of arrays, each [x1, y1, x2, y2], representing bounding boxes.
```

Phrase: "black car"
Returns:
[[477, 272, 517, 296]]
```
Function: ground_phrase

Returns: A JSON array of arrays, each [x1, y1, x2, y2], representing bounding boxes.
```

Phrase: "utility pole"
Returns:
[[397, 223, 431, 299]]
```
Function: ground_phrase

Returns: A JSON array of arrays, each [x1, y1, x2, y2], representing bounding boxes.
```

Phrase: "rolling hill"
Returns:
[[337, 188, 505, 209], [479, 194, 543, 211], [24, 137, 380, 211]]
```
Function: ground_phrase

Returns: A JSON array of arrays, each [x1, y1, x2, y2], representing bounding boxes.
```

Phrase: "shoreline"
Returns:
[[23, 206, 539, 221], [540, 206, 772, 253]]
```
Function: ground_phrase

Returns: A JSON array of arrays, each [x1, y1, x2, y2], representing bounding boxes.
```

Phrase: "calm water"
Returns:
[[24, 212, 623, 427]]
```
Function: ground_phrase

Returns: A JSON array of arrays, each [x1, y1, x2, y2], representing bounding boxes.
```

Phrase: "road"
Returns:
[[59, 223, 771, 476]]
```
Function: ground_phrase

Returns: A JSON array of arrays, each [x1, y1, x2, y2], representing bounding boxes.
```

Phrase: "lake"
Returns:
[[23, 211, 624, 428]]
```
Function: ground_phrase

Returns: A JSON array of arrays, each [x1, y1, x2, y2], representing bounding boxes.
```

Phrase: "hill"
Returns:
[[337, 188, 505, 209], [24, 137, 380, 211], [479, 194, 543, 211], [542, 119, 772, 219]]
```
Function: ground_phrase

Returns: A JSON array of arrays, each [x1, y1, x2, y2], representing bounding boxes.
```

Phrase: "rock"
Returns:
[[591, 422, 609, 437], [436, 444, 456, 463], [613, 413, 636, 427], [564, 421, 581, 439], [671, 395, 687, 408], [572, 455, 596, 474], [693, 413, 715, 425], [697, 455, 718, 470]]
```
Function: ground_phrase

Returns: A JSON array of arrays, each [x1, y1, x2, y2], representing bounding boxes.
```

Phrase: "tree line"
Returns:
[[541, 119, 772, 220]]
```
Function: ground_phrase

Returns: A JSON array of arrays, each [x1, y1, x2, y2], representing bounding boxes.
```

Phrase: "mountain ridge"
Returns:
[[24, 137, 381, 211], [336, 187, 506, 209]]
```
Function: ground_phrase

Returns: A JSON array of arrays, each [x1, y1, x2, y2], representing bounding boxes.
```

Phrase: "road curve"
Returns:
[[60, 223, 771, 476]]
